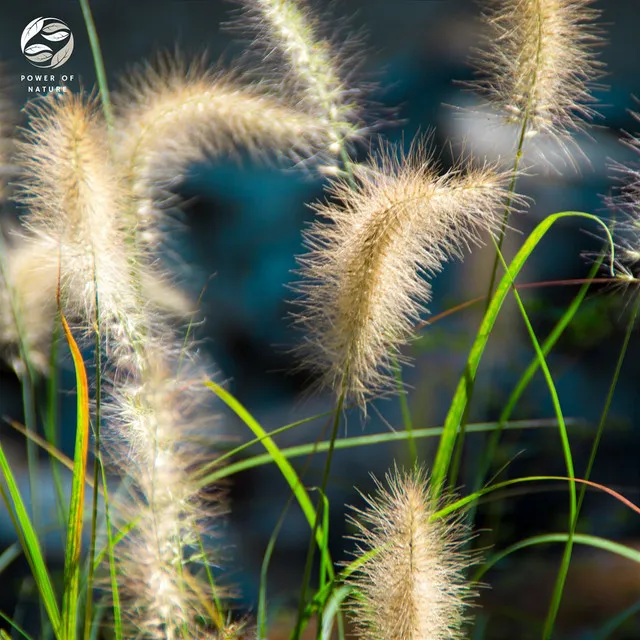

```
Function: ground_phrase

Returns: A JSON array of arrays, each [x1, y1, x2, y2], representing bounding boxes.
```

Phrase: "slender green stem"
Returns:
[[84, 308, 102, 640], [448, 7, 542, 487], [576, 296, 639, 517], [469, 257, 602, 531], [78, 0, 114, 130], [392, 356, 417, 465], [292, 388, 345, 640]]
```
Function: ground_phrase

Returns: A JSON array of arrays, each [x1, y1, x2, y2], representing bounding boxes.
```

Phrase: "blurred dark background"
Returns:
[[1, 1, 640, 637]]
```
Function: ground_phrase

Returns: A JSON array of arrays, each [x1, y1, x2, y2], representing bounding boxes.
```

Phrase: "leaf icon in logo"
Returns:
[[42, 31, 69, 42], [26, 51, 54, 63], [42, 21, 68, 33], [50, 36, 74, 69], [25, 44, 53, 55], [21, 17, 44, 51]]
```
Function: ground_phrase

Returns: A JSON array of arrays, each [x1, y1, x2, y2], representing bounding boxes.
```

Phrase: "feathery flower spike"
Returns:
[[14, 93, 144, 345], [236, 0, 362, 156], [293, 139, 515, 406], [606, 112, 640, 281], [105, 346, 227, 639], [346, 466, 478, 640], [0, 233, 58, 374], [469, 0, 604, 155], [115, 55, 329, 248]]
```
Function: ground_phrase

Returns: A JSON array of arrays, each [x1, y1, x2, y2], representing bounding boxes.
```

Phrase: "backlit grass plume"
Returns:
[[0, 233, 58, 373], [606, 112, 640, 281], [236, 0, 362, 157], [14, 93, 142, 340], [468, 0, 604, 151], [115, 55, 329, 248], [293, 140, 515, 406], [105, 346, 227, 638], [346, 466, 477, 640]]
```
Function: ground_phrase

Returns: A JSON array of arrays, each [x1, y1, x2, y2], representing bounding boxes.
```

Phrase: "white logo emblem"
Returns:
[[21, 17, 74, 69]]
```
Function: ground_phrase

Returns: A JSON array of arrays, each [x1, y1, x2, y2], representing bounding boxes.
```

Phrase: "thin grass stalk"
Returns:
[[83, 287, 103, 640], [430, 211, 614, 499], [292, 385, 346, 640], [578, 296, 640, 516], [467, 256, 602, 537], [78, 0, 114, 130], [447, 87, 531, 489], [503, 256, 576, 640]]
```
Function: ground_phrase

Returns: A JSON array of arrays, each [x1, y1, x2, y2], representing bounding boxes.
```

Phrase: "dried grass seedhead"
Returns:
[[605, 113, 640, 281], [0, 233, 58, 374], [293, 139, 516, 406], [14, 93, 141, 332], [346, 466, 478, 640], [104, 347, 228, 639], [114, 53, 330, 248], [469, 0, 604, 149], [234, 0, 363, 155]]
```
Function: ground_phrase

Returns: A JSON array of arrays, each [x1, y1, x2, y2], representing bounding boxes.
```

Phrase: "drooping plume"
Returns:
[[293, 140, 514, 406], [346, 466, 477, 640], [105, 346, 227, 639], [14, 93, 142, 342], [114, 55, 330, 249], [468, 0, 604, 152], [235, 0, 362, 156]]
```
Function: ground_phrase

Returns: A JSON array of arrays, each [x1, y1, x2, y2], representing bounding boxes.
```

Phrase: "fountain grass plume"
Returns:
[[468, 0, 605, 161], [104, 344, 229, 638], [233, 0, 364, 158], [292, 138, 519, 407], [14, 93, 144, 341], [114, 53, 332, 249], [346, 466, 478, 640]]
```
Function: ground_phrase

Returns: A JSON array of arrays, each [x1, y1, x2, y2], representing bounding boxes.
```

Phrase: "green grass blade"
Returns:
[[431, 211, 614, 497], [474, 533, 640, 583], [198, 418, 569, 485], [0, 446, 61, 637], [60, 310, 91, 640], [204, 380, 335, 577], [258, 498, 291, 639], [476, 257, 602, 493], [391, 356, 416, 465], [0, 611, 36, 640], [502, 266, 576, 640]]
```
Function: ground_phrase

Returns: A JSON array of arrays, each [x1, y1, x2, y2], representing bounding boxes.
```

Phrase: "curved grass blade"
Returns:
[[204, 380, 335, 578], [431, 211, 615, 498], [198, 418, 570, 485], [59, 308, 90, 640], [0, 446, 61, 637], [473, 533, 640, 583]]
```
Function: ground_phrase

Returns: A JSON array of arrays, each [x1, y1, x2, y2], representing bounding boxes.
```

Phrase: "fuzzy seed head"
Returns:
[[114, 55, 330, 249], [14, 93, 143, 338], [346, 467, 477, 640], [606, 114, 640, 281], [0, 233, 58, 374], [293, 140, 515, 406], [469, 0, 604, 148], [104, 348, 227, 638], [236, 0, 362, 154]]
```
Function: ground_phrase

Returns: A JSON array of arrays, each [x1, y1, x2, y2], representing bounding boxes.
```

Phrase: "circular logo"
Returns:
[[21, 17, 74, 69]]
